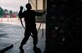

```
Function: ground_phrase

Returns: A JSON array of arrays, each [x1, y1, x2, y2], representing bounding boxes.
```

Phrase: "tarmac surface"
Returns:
[[0, 20, 45, 53]]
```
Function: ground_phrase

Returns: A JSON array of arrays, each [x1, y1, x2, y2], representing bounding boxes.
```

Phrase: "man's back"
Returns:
[[23, 10, 36, 26]]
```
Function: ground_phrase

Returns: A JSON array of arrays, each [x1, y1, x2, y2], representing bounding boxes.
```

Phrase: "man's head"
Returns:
[[26, 3, 32, 10]]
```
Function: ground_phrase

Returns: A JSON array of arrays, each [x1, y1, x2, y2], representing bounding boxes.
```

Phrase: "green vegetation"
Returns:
[[0, 6, 18, 18], [0, 7, 4, 17]]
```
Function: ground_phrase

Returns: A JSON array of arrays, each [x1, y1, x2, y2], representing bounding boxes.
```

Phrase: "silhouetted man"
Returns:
[[18, 3, 44, 53]]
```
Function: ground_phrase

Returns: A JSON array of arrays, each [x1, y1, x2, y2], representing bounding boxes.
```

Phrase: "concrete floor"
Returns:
[[0, 21, 45, 53]]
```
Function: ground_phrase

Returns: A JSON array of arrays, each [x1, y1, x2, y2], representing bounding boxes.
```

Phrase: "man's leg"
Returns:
[[32, 28, 38, 48], [20, 30, 31, 48], [32, 28, 41, 53]]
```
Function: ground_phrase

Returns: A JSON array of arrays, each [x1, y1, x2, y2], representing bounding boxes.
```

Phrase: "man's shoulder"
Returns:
[[23, 10, 35, 12], [22, 11, 28, 14], [31, 10, 36, 12], [23, 10, 27, 13], [23, 10, 36, 14]]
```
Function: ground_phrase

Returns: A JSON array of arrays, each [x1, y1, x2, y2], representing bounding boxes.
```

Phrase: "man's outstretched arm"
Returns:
[[35, 10, 46, 16]]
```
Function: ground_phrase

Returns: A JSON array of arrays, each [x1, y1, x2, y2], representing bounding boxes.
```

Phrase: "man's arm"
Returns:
[[35, 10, 46, 16], [18, 6, 23, 18], [18, 6, 25, 29]]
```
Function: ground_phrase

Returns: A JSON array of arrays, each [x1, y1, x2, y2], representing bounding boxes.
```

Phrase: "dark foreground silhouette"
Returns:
[[18, 3, 45, 53]]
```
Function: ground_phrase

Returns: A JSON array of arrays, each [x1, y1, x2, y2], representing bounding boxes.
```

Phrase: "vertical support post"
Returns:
[[28, 0, 30, 3], [36, 0, 38, 21], [43, 0, 45, 10], [36, 0, 37, 11]]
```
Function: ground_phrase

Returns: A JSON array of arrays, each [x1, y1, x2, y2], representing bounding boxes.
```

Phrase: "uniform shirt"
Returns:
[[19, 10, 42, 27]]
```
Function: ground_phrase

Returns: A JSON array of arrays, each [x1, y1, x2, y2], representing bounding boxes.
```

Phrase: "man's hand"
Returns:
[[20, 6, 23, 10], [42, 10, 47, 14], [42, 11, 46, 14]]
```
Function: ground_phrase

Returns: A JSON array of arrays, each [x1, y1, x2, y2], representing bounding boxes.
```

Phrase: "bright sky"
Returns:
[[0, 0, 28, 12]]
